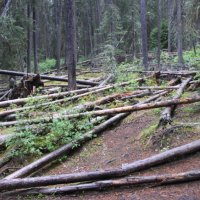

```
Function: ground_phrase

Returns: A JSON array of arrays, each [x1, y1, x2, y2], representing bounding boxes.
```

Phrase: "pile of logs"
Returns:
[[0, 69, 200, 197]]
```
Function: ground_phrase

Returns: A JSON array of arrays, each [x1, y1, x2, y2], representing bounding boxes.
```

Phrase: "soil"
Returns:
[[1, 98, 200, 200]]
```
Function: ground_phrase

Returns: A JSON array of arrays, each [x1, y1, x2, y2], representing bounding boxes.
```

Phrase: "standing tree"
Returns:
[[140, 0, 148, 70], [167, 0, 173, 52], [27, 2, 31, 73], [157, 0, 161, 69], [54, 0, 62, 73], [66, 0, 77, 90], [32, 1, 39, 73], [177, 0, 184, 67]]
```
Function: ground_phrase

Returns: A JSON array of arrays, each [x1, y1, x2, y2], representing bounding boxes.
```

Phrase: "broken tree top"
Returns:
[[0, 69, 98, 86]]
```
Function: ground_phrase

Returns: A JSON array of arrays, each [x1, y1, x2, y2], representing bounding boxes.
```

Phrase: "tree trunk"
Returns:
[[54, 0, 62, 73], [167, 0, 172, 53], [0, 0, 11, 17], [157, 0, 161, 70], [32, 4, 39, 74], [177, 0, 184, 67], [66, 0, 77, 90], [27, 2, 31, 73], [140, 0, 148, 70]]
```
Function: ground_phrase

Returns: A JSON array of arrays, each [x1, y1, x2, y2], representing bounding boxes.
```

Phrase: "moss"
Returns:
[[140, 123, 157, 144]]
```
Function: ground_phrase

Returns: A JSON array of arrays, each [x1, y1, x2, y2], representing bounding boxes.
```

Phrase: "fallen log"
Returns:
[[0, 70, 98, 86], [4, 170, 200, 195], [158, 77, 192, 128], [4, 92, 164, 179], [168, 77, 182, 86], [99, 74, 114, 87], [0, 82, 132, 120], [0, 90, 169, 127], [2, 137, 200, 189], [124, 70, 197, 76]]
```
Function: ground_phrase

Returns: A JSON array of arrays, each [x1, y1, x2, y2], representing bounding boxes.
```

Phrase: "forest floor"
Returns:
[[12, 102, 200, 200], [1, 69, 200, 200]]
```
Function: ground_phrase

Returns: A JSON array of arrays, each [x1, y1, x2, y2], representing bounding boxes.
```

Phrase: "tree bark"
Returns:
[[0, 0, 11, 17], [66, 0, 77, 90]]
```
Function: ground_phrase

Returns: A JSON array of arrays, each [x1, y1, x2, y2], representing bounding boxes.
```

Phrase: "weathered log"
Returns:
[[0, 83, 132, 120], [158, 77, 192, 128], [0, 81, 133, 108], [0, 90, 169, 127], [2, 137, 200, 189], [0, 70, 98, 86], [125, 70, 197, 76], [168, 77, 182, 86], [4, 93, 163, 179], [99, 74, 114, 87], [3, 170, 200, 195], [135, 86, 179, 90]]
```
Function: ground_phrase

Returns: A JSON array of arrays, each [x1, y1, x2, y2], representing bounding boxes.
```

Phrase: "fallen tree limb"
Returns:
[[3, 170, 200, 195], [2, 137, 200, 190], [0, 70, 98, 86], [158, 77, 193, 128], [4, 92, 163, 179]]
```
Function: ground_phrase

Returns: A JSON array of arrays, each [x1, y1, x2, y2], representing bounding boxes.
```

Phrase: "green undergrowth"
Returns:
[[140, 123, 158, 145]]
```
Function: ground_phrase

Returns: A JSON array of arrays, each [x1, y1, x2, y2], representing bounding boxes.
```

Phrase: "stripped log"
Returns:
[[4, 93, 164, 179], [0, 91, 169, 127], [99, 74, 114, 87], [0, 70, 98, 86], [1, 138, 200, 189], [3, 170, 200, 195], [158, 77, 193, 128]]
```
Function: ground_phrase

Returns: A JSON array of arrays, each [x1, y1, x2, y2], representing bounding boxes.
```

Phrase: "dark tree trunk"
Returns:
[[131, 10, 135, 59], [32, 4, 39, 74], [27, 2, 31, 73], [140, 0, 148, 70], [157, 0, 161, 70], [177, 0, 184, 67], [167, 0, 172, 53], [66, 0, 77, 90], [54, 0, 62, 73]]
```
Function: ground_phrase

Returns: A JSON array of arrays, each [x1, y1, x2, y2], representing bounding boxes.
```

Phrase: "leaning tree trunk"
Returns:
[[140, 0, 148, 70], [66, 0, 77, 90]]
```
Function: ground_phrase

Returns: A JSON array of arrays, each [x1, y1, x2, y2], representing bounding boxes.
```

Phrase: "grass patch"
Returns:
[[140, 123, 157, 144]]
